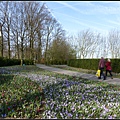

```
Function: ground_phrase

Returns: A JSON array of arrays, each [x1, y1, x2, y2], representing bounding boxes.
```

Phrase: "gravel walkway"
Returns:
[[36, 64, 120, 86]]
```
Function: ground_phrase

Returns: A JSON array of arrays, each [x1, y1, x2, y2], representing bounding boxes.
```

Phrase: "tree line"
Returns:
[[0, 1, 119, 65], [0, 1, 76, 65], [74, 28, 120, 59]]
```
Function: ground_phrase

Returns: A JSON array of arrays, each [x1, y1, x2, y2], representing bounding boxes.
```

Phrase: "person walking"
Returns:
[[105, 58, 113, 79], [98, 57, 106, 80]]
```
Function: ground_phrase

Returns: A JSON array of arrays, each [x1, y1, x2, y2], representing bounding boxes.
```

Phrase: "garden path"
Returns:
[[36, 64, 120, 86]]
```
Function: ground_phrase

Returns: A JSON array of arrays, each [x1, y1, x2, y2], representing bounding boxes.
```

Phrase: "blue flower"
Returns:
[[1, 114, 6, 118]]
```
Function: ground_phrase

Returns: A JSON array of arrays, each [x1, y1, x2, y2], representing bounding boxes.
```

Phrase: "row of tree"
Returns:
[[0, 1, 76, 65], [69, 28, 120, 59], [0, 1, 119, 65]]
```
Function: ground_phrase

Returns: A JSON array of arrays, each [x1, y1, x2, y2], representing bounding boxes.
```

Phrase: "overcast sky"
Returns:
[[41, 1, 120, 36]]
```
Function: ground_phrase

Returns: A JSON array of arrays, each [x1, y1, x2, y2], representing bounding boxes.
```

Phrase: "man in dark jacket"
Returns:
[[98, 57, 106, 80]]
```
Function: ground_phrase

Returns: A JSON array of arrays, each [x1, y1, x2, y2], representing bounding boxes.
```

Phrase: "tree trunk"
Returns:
[[8, 24, 11, 59], [21, 37, 24, 66], [0, 25, 3, 57]]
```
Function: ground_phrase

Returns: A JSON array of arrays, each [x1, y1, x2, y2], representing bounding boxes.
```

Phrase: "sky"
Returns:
[[41, 1, 120, 36]]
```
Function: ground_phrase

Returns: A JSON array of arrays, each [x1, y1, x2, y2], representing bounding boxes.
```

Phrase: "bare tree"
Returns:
[[23, 2, 50, 63], [18, 2, 28, 65], [88, 33, 103, 58], [44, 17, 57, 62], [0, 1, 8, 57], [34, 3, 50, 63], [46, 22, 76, 62], [107, 28, 120, 58], [0, 1, 69, 64], [11, 2, 21, 59], [0, 23, 3, 57], [2, 1, 13, 59], [76, 29, 96, 59], [24, 2, 40, 60]]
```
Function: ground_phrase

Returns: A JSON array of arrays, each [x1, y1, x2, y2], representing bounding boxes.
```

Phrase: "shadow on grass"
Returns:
[[0, 65, 44, 74], [0, 74, 14, 85], [0, 75, 45, 119]]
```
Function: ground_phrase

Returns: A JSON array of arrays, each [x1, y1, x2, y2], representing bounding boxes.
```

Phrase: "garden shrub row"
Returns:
[[0, 57, 34, 67], [45, 60, 67, 65], [67, 58, 120, 73]]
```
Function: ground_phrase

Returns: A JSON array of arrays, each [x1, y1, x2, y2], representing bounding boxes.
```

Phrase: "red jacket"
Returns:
[[105, 61, 112, 70]]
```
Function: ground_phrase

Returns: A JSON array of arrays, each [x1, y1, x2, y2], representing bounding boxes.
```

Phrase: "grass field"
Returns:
[[0, 65, 120, 119]]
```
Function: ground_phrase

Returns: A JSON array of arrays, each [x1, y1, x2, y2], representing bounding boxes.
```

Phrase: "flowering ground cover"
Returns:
[[0, 65, 120, 119], [0, 66, 45, 119]]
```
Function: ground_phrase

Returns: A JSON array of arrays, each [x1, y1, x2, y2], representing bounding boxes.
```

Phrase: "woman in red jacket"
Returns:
[[105, 58, 113, 79]]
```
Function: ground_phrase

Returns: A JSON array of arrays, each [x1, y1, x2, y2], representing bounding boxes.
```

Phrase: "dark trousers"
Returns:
[[106, 70, 113, 77], [99, 67, 105, 79]]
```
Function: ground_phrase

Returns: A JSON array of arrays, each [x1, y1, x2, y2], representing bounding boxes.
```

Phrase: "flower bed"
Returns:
[[0, 65, 120, 119], [24, 73, 120, 119], [0, 74, 45, 119]]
